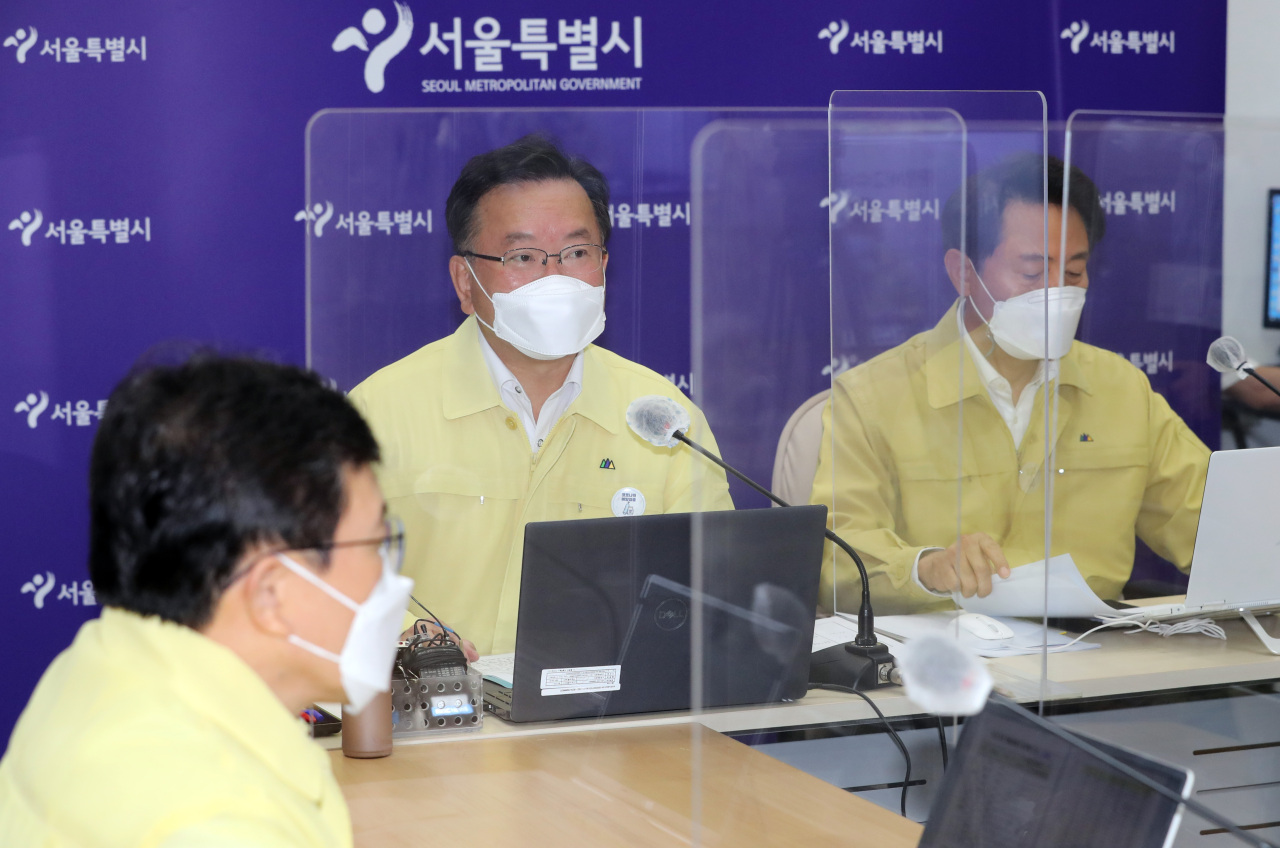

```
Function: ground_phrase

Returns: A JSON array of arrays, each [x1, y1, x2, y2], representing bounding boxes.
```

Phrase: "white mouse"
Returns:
[[955, 612, 1015, 641]]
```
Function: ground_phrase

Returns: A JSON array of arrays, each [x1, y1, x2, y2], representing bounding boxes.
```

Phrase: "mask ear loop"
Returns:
[[463, 256, 503, 337], [961, 257, 998, 359], [276, 553, 359, 665]]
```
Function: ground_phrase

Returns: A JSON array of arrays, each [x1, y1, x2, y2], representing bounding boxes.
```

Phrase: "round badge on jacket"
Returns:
[[611, 487, 646, 517]]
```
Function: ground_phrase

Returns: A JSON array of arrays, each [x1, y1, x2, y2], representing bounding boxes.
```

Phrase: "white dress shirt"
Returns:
[[477, 331, 584, 454], [960, 322, 1058, 449]]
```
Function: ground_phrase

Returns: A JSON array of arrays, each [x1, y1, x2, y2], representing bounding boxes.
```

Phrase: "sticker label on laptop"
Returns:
[[540, 665, 622, 697], [611, 487, 645, 516]]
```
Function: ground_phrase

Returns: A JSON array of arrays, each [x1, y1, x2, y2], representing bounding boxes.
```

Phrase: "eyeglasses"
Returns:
[[463, 244, 607, 285], [310, 515, 405, 572], [221, 515, 406, 589]]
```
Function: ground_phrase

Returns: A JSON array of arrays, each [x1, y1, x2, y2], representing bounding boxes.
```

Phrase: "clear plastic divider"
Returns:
[[819, 91, 1054, 817], [310, 108, 895, 846]]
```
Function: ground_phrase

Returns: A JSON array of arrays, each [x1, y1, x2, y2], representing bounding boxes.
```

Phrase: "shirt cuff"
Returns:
[[911, 547, 952, 597]]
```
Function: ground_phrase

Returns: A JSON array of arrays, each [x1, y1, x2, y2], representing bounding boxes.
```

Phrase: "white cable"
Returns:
[[1056, 615, 1227, 649]]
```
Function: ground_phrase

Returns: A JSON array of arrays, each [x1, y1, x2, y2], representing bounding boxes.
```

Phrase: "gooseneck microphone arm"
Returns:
[[671, 429, 879, 648], [1242, 365, 1280, 400]]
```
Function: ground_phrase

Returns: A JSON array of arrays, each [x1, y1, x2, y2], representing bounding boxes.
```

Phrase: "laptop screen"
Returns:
[[502, 505, 828, 722], [920, 700, 1192, 848], [1186, 446, 1280, 610]]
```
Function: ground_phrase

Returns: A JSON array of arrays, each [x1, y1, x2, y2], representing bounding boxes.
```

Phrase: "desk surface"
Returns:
[[325, 614, 1280, 846], [322, 613, 1280, 748], [332, 723, 923, 847]]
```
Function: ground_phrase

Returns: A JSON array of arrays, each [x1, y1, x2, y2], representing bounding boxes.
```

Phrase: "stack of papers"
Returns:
[[813, 611, 1098, 658], [470, 652, 515, 687], [953, 554, 1117, 619]]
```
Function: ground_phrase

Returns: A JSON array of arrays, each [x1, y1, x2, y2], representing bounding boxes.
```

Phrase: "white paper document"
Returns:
[[470, 652, 515, 688], [954, 553, 1118, 619], [872, 611, 1099, 658]]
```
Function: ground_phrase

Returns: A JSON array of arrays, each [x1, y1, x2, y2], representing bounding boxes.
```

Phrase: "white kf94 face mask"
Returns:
[[279, 550, 412, 714], [971, 271, 1087, 361], [467, 260, 606, 361]]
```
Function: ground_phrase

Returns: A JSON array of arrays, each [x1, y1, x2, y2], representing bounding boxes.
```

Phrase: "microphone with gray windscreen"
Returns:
[[1207, 337, 1280, 404], [1206, 336, 1252, 375], [895, 633, 992, 716], [626, 395, 691, 447]]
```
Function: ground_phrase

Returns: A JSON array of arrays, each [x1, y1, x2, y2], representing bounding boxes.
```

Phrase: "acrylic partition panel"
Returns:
[[686, 114, 833, 691], [307, 109, 843, 846], [690, 115, 830, 509], [307, 108, 702, 389], [1042, 113, 1280, 847], [1060, 111, 1222, 591], [823, 91, 1061, 673]]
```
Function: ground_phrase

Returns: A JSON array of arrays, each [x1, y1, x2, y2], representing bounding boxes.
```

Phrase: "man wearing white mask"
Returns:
[[810, 154, 1210, 615], [350, 135, 732, 656], [0, 356, 407, 845]]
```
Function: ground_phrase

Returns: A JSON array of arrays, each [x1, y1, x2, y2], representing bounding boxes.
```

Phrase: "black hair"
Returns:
[[88, 354, 380, 628], [445, 133, 612, 254], [941, 153, 1107, 265]]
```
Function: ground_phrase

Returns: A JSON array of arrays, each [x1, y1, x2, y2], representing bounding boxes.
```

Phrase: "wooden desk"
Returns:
[[331, 723, 923, 847], [324, 614, 1280, 844]]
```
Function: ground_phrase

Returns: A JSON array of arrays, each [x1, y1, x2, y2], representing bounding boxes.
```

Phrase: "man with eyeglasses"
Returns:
[[810, 154, 1208, 616], [0, 356, 403, 846], [350, 135, 732, 656]]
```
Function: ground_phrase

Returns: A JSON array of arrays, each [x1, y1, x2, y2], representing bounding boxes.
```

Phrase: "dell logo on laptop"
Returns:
[[654, 598, 689, 631]]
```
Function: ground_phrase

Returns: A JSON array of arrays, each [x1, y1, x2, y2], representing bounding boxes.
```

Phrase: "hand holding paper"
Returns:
[[918, 531, 1011, 597], [954, 554, 1117, 619]]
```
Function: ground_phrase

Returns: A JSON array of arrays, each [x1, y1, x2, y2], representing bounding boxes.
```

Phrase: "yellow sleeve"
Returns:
[[809, 378, 948, 615], [1135, 385, 1210, 573]]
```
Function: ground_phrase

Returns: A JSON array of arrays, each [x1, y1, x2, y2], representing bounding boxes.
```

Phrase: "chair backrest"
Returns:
[[771, 389, 831, 507]]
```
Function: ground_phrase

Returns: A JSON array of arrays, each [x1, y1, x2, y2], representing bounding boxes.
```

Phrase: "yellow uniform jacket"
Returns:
[[350, 317, 733, 654], [810, 303, 1209, 615], [0, 608, 351, 847]]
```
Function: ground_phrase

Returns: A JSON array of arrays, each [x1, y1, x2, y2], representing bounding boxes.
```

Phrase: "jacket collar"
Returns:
[[572, 345, 622, 435], [101, 607, 331, 804], [924, 300, 1092, 410], [442, 316, 508, 420]]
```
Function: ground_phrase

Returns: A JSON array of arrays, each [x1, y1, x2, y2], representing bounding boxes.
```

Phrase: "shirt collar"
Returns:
[[476, 325, 584, 402], [923, 299, 1091, 409], [442, 316, 616, 432], [959, 307, 1057, 398]]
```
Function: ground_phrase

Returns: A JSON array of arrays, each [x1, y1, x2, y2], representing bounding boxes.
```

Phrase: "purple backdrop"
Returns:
[[0, 0, 1227, 748]]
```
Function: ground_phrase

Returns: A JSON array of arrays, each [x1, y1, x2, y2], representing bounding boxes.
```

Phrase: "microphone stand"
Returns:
[[1242, 365, 1280, 400], [672, 430, 895, 689]]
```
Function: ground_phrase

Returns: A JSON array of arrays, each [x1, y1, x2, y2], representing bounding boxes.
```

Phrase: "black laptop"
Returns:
[[920, 699, 1193, 848], [483, 505, 827, 722]]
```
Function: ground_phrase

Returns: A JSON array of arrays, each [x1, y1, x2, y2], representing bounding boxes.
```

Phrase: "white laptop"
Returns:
[[1116, 446, 1280, 653]]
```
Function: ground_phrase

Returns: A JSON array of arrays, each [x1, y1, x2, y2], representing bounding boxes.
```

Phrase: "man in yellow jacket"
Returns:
[[350, 135, 732, 656], [0, 356, 407, 846], [811, 154, 1209, 615]]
